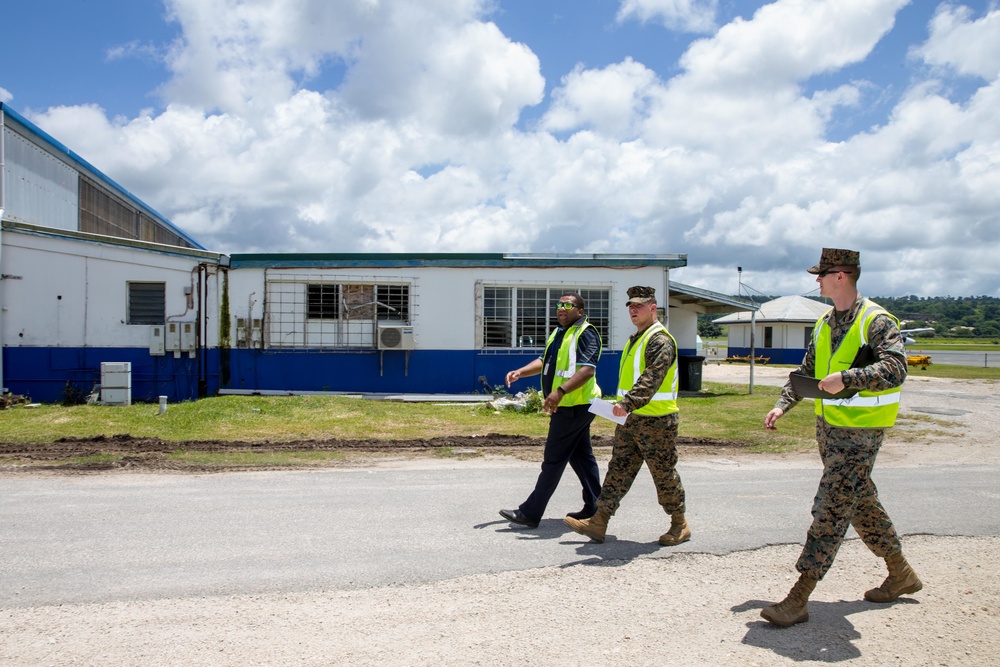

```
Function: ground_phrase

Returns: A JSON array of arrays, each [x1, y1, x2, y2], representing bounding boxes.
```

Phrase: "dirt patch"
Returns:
[[0, 433, 752, 474]]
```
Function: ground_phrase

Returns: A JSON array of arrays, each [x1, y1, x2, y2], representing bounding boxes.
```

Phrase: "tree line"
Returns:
[[698, 295, 1000, 339]]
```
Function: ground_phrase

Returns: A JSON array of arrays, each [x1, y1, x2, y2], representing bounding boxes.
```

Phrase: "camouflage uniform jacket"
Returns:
[[618, 325, 677, 419], [775, 293, 908, 416]]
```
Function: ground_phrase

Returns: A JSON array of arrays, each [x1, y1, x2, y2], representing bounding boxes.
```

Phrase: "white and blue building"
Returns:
[[713, 295, 830, 365]]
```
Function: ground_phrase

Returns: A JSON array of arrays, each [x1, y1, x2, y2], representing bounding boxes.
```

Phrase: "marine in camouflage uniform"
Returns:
[[777, 291, 906, 578], [760, 248, 923, 628], [564, 285, 691, 547]]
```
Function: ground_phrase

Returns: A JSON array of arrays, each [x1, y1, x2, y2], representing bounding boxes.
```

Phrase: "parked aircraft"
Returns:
[[901, 327, 934, 346]]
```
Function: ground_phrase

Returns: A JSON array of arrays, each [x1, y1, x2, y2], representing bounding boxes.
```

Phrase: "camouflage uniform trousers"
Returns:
[[596, 412, 685, 516], [796, 417, 902, 580]]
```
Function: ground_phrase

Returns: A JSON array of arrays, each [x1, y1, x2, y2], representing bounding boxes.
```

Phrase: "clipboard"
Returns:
[[850, 344, 875, 369], [789, 372, 857, 399], [790, 343, 877, 399]]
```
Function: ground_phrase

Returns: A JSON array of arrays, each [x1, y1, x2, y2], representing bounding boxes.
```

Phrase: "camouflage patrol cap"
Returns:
[[626, 285, 656, 305], [807, 248, 860, 274]]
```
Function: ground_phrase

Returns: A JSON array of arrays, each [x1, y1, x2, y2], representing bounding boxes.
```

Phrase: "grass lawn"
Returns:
[[2, 364, 994, 468]]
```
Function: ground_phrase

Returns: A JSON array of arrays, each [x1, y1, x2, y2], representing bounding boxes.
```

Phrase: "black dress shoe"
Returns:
[[499, 508, 539, 528], [566, 508, 596, 520]]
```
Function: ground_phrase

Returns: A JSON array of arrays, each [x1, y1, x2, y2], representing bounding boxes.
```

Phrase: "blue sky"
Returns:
[[1, 0, 998, 297]]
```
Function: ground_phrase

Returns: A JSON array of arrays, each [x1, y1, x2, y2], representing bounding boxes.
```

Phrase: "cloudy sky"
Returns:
[[1, 0, 998, 298]]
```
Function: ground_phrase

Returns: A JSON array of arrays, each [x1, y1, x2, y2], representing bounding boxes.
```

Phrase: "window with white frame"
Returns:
[[266, 276, 411, 349], [483, 286, 610, 349]]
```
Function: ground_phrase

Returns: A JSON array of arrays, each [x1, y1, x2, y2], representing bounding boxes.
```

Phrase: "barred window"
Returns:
[[377, 284, 410, 320], [307, 284, 340, 319], [483, 286, 610, 348], [127, 282, 165, 325], [484, 287, 513, 347], [266, 276, 411, 349], [578, 288, 610, 344]]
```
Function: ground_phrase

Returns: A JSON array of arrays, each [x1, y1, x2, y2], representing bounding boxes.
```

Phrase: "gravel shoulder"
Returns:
[[2, 366, 998, 666]]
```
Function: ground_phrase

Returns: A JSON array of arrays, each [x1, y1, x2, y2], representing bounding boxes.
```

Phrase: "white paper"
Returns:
[[588, 398, 627, 425]]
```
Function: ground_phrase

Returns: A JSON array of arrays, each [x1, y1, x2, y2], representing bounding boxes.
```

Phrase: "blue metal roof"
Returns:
[[669, 280, 758, 313], [228, 252, 688, 269], [0, 102, 206, 250]]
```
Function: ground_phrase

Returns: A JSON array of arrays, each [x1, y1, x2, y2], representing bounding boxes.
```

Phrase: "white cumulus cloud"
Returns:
[[17, 0, 1000, 297]]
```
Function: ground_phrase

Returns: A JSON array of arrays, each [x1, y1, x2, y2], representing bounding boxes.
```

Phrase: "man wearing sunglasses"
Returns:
[[499, 292, 603, 529], [564, 285, 691, 547], [760, 248, 921, 627]]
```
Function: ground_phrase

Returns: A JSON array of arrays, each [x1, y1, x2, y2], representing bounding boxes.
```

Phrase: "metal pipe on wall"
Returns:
[[197, 263, 207, 398], [1, 105, 7, 392]]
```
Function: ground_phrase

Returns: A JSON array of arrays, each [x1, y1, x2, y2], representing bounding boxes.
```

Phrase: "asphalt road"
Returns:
[[2, 460, 998, 609], [708, 348, 1000, 368]]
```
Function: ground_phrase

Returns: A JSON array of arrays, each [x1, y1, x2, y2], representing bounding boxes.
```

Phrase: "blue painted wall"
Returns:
[[3, 348, 220, 403], [220, 348, 628, 397], [5, 345, 705, 403]]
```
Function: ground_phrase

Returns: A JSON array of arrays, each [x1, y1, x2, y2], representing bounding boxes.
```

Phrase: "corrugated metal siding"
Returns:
[[1, 103, 205, 250], [79, 176, 194, 248], [2, 125, 78, 230], [79, 175, 135, 237]]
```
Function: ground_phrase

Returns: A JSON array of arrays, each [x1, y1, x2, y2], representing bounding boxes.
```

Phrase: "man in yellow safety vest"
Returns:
[[760, 248, 921, 627], [564, 285, 691, 547], [499, 292, 603, 528]]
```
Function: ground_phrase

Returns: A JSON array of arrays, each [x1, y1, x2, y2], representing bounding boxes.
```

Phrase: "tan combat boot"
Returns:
[[658, 513, 691, 546], [864, 552, 923, 603], [563, 508, 611, 543], [760, 574, 818, 627]]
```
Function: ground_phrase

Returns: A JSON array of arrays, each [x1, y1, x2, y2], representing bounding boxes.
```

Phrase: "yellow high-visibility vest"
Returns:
[[542, 321, 602, 406], [618, 322, 678, 416], [813, 299, 901, 428]]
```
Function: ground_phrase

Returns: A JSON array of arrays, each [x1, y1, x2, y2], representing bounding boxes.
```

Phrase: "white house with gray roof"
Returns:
[[714, 295, 831, 364]]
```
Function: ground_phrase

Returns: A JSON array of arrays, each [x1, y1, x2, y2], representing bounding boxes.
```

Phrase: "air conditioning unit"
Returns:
[[378, 323, 415, 350]]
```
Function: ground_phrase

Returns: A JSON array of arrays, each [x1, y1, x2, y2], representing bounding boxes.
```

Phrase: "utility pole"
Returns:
[[738, 266, 756, 395]]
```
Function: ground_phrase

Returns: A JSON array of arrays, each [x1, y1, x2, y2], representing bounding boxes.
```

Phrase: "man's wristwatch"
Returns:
[[556, 386, 566, 396]]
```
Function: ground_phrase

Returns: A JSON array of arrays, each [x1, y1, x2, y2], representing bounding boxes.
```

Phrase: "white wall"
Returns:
[[727, 322, 812, 349], [225, 265, 673, 351], [667, 307, 698, 350], [1, 230, 221, 348]]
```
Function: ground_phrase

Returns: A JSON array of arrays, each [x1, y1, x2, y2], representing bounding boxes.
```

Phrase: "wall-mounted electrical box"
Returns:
[[165, 322, 181, 351], [236, 317, 247, 347], [149, 325, 165, 355], [180, 322, 196, 352], [251, 318, 262, 346]]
